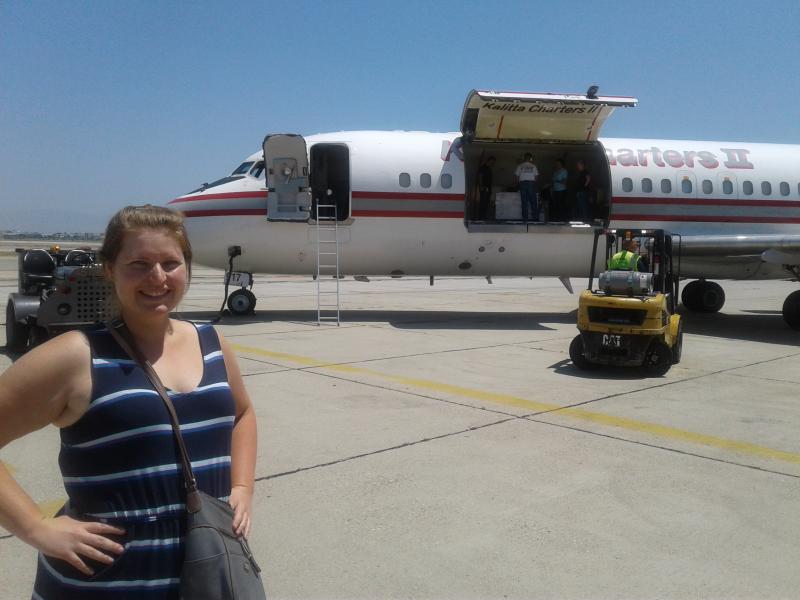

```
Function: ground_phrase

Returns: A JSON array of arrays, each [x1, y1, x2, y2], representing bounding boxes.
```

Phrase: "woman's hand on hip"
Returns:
[[28, 515, 126, 576]]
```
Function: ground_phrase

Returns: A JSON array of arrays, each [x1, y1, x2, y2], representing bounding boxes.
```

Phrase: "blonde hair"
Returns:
[[100, 205, 192, 278]]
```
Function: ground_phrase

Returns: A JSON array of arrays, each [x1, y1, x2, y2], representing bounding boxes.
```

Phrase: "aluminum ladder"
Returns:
[[315, 202, 340, 325]]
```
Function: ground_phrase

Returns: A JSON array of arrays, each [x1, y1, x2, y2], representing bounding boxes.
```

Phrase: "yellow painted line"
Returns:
[[1, 462, 63, 519], [232, 343, 800, 466]]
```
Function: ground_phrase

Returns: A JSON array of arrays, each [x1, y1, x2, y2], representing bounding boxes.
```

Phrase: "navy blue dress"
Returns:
[[32, 323, 236, 599]]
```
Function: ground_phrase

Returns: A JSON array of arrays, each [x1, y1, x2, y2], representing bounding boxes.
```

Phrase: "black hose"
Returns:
[[211, 254, 236, 324]]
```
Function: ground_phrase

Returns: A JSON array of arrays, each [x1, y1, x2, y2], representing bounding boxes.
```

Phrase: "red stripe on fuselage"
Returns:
[[169, 191, 267, 204], [181, 208, 267, 217], [351, 191, 464, 201], [613, 196, 800, 208], [351, 210, 463, 218]]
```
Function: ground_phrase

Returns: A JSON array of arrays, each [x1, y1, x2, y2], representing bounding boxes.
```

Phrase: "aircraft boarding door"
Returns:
[[310, 143, 350, 221], [263, 134, 311, 222]]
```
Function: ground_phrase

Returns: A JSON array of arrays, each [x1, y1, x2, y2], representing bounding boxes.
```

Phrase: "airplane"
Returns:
[[168, 89, 800, 329]]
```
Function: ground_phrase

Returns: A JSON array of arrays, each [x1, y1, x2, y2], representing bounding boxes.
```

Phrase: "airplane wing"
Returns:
[[678, 235, 800, 266]]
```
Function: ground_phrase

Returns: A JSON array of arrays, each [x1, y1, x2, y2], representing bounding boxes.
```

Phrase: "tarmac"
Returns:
[[1, 244, 799, 599]]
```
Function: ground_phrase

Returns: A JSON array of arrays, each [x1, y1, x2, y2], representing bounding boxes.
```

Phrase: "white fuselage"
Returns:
[[170, 131, 800, 281]]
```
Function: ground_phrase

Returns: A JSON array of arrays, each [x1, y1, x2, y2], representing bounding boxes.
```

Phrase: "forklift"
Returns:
[[569, 228, 683, 376]]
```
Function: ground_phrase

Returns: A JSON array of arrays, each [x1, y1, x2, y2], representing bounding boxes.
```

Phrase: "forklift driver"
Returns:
[[608, 237, 649, 272]]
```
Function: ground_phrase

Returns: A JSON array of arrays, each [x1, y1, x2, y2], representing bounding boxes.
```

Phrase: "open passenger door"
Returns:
[[263, 134, 311, 222], [461, 90, 637, 143]]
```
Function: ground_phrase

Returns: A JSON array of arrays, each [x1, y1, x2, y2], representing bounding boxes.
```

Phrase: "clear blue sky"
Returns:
[[2, 0, 799, 232]]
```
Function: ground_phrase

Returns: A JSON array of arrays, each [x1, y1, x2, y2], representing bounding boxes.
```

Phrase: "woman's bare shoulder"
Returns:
[[171, 318, 196, 333], [0, 330, 92, 442]]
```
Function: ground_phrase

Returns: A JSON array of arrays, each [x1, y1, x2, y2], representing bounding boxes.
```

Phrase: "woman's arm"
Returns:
[[218, 331, 257, 538], [0, 331, 125, 574]]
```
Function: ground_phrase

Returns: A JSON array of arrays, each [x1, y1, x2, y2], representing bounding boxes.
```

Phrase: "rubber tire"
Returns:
[[697, 281, 725, 313], [681, 280, 702, 311], [227, 289, 256, 316], [671, 322, 683, 364], [642, 340, 672, 377], [782, 290, 800, 330], [28, 325, 49, 348], [5, 299, 30, 352], [569, 334, 596, 370]]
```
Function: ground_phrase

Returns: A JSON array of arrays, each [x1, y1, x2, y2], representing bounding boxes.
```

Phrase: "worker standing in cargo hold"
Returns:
[[608, 237, 649, 271], [551, 159, 568, 222], [515, 153, 539, 222], [477, 156, 496, 220], [574, 160, 591, 222]]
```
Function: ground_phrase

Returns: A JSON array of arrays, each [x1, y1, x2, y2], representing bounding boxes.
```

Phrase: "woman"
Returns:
[[0, 205, 258, 599]]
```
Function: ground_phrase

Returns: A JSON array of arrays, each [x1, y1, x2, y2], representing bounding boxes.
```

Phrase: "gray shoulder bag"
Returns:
[[108, 322, 267, 600]]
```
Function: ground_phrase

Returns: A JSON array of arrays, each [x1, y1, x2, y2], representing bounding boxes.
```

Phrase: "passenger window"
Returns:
[[641, 178, 652, 193], [681, 178, 692, 194], [780, 182, 790, 196], [622, 177, 633, 192], [702, 180, 713, 194], [440, 174, 453, 189], [420, 173, 431, 188], [722, 179, 733, 195], [743, 180, 753, 195], [661, 179, 672, 194], [761, 181, 772, 196], [399, 173, 411, 188]]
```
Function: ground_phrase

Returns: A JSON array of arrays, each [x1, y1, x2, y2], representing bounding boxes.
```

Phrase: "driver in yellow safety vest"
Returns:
[[608, 238, 648, 271]]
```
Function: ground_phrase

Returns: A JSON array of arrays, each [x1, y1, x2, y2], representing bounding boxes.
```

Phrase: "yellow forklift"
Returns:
[[569, 228, 682, 376]]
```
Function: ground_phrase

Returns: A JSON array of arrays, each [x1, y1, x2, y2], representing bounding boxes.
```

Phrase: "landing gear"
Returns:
[[681, 280, 725, 313], [783, 290, 800, 330], [5, 299, 30, 352], [227, 289, 257, 316]]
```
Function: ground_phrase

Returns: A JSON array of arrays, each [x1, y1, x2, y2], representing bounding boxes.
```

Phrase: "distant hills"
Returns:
[[1, 208, 109, 235]]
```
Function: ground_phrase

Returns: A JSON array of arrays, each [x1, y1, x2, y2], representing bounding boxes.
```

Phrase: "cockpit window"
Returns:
[[187, 175, 245, 194], [249, 160, 265, 179], [231, 161, 255, 176]]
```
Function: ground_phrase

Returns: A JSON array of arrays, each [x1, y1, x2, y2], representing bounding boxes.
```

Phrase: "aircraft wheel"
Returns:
[[682, 280, 725, 313], [227, 289, 256, 316], [671, 322, 683, 364], [642, 340, 672, 377], [569, 334, 596, 370], [698, 281, 725, 312], [782, 290, 800, 330], [681, 280, 702, 311], [5, 299, 30, 352]]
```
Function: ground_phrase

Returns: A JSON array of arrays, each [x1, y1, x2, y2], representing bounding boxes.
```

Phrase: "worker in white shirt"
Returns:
[[515, 153, 539, 222]]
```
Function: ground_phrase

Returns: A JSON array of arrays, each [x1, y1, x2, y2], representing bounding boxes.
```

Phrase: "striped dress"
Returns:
[[32, 323, 236, 599]]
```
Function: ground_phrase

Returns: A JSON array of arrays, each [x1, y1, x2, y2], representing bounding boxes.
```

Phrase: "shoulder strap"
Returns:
[[107, 321, 202, 513]]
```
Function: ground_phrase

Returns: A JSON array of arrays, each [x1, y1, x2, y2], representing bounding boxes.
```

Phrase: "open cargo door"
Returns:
[[461, 90, 637, 143], [263, 134, 311, 221]]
